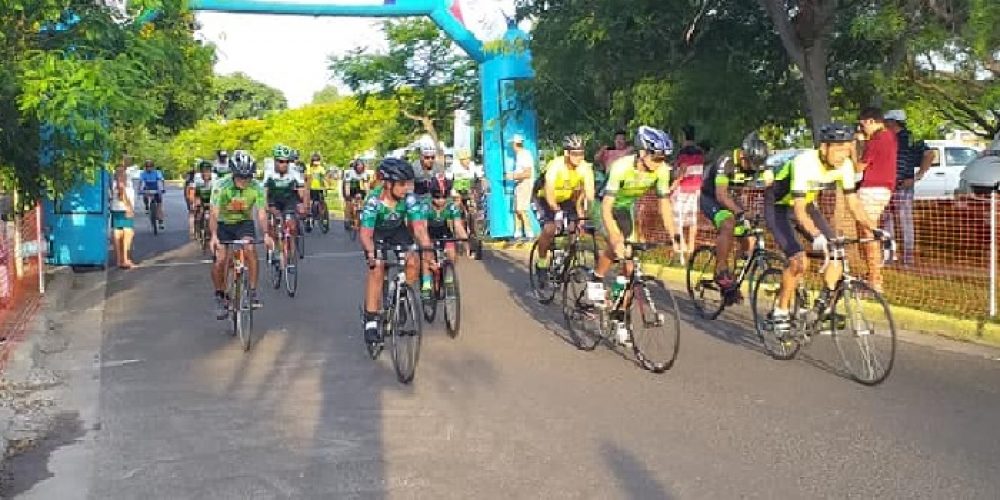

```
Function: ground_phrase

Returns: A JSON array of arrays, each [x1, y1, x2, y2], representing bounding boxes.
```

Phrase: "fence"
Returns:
[[638, 188, 999, 321], [0, 201, 45, 371]]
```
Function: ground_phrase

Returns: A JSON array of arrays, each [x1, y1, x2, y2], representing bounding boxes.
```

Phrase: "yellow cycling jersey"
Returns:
[[535, 156, 594, 203], [306, 164, 327, 190]]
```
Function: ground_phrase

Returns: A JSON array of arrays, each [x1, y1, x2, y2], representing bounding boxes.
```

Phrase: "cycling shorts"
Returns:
[[428, 224, 454, 241], [310, 189, 325, 202], [536, 199, 578, 223], [348, 185, 367, 199], [763, 189, 834, 258], [374, 226, 413, 250], [599, 206, 635, 241], [216, 220, 255, 242], [268, 197, 298, 214], [142, 191, 162, 204]]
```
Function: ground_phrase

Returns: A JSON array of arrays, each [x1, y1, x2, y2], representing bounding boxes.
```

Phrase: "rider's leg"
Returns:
[[535, 220, 558, 266], [212, 245, 228, 293], [778, 253, 807, 311], [716, 216, 737, 274], [245, 244, 259, 289], [157, 195, 165, 223]]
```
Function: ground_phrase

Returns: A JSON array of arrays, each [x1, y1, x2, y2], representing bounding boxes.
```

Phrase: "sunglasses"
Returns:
[[422, 156, 435, 160], [276, 159, 289, 164], [432, 194, 448, 199], [567, 150, 585, 157]]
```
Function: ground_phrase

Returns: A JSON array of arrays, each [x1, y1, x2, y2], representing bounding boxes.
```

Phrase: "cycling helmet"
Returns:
[[378, 157, 415, 182], [290, 149, 300, 162], [429, 175, 453, 198], [350, 158, 365, 170], [419, 143, 437, 157], [634, 126, 673, 155], [562, 134, 585, 151], [740, 131, 770, 166], [143, 159, 154, 167], [272, 144, 292, 160], [817, 123, 855, 143], [198, 160, 213, 171], [457, 148, 471, 160], [229, 151, 256, 178], [310, 152, 321, 162], [217, 149, 228, 159]]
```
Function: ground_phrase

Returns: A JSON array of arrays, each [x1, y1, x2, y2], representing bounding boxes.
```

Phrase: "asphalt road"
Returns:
[[29, 188, 1000, 498]]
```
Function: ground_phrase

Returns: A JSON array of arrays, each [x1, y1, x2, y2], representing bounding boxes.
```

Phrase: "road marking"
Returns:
[[99, 359, 144, 368]]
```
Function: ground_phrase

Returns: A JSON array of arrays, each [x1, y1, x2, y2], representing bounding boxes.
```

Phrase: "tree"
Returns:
[[329, 18, 478, 153], [1, 0, 214, 199], [311, 85, 341, 104], [212, 72, 288, 120]]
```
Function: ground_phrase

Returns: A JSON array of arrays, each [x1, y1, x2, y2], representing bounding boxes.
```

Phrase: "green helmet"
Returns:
[[273, 144, 292, 160]]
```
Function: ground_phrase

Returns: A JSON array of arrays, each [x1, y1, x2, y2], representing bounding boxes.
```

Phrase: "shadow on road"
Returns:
[[601, 441, 675, 499]]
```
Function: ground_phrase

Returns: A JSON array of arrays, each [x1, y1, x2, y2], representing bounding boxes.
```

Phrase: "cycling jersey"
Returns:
[[427, 201, 462, 231], [414, 167, 447, 198], [771, 149, 856, 206], [360, 192, 426, 231], [534, 156, 594, 203], [700, 156, 737, 197], [603, 155, 671, 209], [343, 169, 373, 190], [448, 164, 483, 193], [139, 170, 164, 192], [211, 177, 265, 225], [306, 164, 328, 190], [192, 174, 217, 203], [213, 160, 230, 177], [264, 170, 303, 206]]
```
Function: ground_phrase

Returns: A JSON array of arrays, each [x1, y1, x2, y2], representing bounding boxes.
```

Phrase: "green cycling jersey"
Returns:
[[210, 177, 266, 225]]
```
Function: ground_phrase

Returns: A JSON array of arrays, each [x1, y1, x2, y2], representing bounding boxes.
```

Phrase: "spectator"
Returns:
[[596, 129, 633, 173], [881, 110, 932, 267], [504, 134, 535, 243], [857, 106, 898, 292], [671, 125, 705, 260], [110, 165, 136, 269]]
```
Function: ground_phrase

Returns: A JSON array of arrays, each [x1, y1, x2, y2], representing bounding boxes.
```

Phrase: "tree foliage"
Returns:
[[211, 72, 288, 120], [0, 0, 214, 200], [168, 97, 405, 173], [329, 18, 479, 152]]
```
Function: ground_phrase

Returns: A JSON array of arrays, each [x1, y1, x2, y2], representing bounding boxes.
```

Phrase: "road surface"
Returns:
[[9, 188, 1000, 498]]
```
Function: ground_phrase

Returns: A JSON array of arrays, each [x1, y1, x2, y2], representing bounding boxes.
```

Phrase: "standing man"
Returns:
[[596, 130, 634, 171], [882, 109, 931, 267], [505, 134, 535, 243], [671, 125, 706, 260], [856, 107, 898, 292]]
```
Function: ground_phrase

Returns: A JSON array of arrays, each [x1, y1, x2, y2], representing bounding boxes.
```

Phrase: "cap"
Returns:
[[884, 109, 907, 122], [510, 134, 525, 144]]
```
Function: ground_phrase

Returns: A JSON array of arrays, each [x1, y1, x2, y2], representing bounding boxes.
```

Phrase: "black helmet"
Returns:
[[350, 159, 365, 170], [817, 123, 855, 143], [378, 157, 415, 182], [740, 132, 769, 166], [562, 134, 584, 151], [198, 160, 213, 171], [311, 152, 321, 161], [229, 151, 256, 179]]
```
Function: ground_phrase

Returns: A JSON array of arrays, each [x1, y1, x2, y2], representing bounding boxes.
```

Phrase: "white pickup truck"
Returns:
[[913, 140, 981, 199]]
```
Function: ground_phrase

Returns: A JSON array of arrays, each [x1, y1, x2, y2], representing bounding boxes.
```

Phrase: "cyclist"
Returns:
[[594, 126, 681, 281], [213, 150, 230, 178], [343, 159, 374, 227], [139, 159, 166, 230], [189, 161, 216, 236], [183, 161, 199, 237], [447, 148, 486, 210], [305, 152, 329, 208], [426, 176, 472, 284], [264, 145, 307, 262], [532, 134, 595, 288], [359, 158, 433, 345], [699, 132, 769, 301], [763, 123, 883, 333], [414, 144, 445, 199], [209, 151, 272, 317]]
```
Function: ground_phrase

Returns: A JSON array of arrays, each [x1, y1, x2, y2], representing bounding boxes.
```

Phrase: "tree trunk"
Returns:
[[801, 41, 833, 142]]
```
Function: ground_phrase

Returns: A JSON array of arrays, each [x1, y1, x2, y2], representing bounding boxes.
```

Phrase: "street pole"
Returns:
[[36, 201, 45, 295]]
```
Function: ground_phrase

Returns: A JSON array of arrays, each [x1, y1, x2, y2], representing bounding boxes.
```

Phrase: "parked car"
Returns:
[[956, 135, 1000, 195], [913, 140, 981, 199], [765, 149, 809, 169]]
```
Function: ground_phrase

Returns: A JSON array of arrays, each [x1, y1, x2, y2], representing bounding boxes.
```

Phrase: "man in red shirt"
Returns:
[[857, 107, 897, 291]]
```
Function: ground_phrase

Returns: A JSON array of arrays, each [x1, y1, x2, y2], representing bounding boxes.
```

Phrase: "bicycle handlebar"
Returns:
[[818, 233, 896, 273]]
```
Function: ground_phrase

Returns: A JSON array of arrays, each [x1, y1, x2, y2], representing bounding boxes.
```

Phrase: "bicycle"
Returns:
[[144, 190, 161, 235], [193, 204, 211, 255], [561, 242, 681, 373], [528, 217, 599, 304], [306, 189, 333, 234], [686, 214, 787, 319], [364, 241, 423, 384], [421, 237, 465, 337], [751, 234, 897, 385], [458, 189, 486, 260], [344, 194, 365, 241], [266, 211, 300, 297], [218, 239, 263, 352]]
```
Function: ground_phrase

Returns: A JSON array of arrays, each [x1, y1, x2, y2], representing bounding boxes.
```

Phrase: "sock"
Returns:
[[773, 307, 789, 317], [215, 290, 225, 299], [421, 275, 432, 290], [536, 256, 549, 268]]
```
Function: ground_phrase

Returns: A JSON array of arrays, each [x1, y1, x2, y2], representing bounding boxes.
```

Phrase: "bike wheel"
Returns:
[[150, 202, 159, 235], [236, 272, 253, 351], [319, 203, 330, 234], [528, 240, 557, 304], [284, 239, 299, 297], [391, 283, 422, 384], [745, 251, 786, 294], [296, 223, 306, 259], [629, 279, 681, 372], [576, 230, 599, 269], [830, 280, 897, 385], [268, 245, 282, 289], [686, 246, 725, 320], [442, 261, 461, 337], [422, 274, 438, 323], [750, 268, 800, 360], [562, 266, 603, 351]]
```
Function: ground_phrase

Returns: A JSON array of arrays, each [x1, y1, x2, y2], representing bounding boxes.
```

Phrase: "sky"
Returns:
[[195, 0, 520, 108]]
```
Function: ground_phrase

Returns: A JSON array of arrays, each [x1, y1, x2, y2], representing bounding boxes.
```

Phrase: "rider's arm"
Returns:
[[358, 198, 377, 258], [209, 204, 220, 241], [157, 171, 165, 192], [655, 166, 678, 237], [601, 195, 622, 242], [714, 179, 741, 214], [792, 197, 822, 238], [544, 164, 559, 210]]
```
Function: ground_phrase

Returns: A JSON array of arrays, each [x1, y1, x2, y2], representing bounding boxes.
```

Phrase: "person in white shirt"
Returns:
[[110, 164, 136, 269], [504, 134, 535, 242]]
